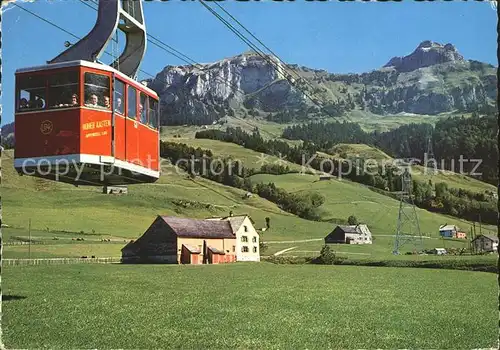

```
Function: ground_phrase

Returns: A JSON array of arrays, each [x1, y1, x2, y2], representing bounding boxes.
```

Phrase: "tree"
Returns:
[[347, 215, 359, 225], [319, 245, 336, 264], [265, 217, 270, 229]]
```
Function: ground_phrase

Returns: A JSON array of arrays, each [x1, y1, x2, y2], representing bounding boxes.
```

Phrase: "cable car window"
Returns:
[[148, 97, 158, 129], [84, 72, 110, 109], [16, 75, 47, 111], [139, 92, 148, 124], [114, 79, 125, 115], [48, 70, 79, 108], [128, 86, 137, 119]]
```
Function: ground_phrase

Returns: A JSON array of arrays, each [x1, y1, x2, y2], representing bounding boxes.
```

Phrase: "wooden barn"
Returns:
[[324, 224, 373, 244], [121, 216, 237, 264], [471, 234, 498, 253]]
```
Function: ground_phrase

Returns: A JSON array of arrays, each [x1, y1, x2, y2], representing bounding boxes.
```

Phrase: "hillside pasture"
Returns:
[[249, 173, 496, 238], [162, 136, 304, 172], [2, 150, 333, 261]]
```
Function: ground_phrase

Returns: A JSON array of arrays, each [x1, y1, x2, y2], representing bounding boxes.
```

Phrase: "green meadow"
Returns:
[[3, 263, 497, 349]]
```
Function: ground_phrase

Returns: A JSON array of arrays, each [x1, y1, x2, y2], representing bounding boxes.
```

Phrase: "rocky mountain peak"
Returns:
[[384, 40, 464, 72]]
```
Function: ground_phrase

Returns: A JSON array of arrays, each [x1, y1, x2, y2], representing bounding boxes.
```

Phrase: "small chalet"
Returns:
[[439, 224, 467, 239], [324, 224, 372, 245], [121, 214, 260, 264], [471, 234, 498, 253]]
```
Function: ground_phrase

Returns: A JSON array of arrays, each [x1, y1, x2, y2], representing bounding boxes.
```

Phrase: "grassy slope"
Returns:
[[162, 136, 304, 172], [320, 143, 495, 193], [249, 173, 496, 236], [4, 263, 497, 349], [2, 150, 332, 258], [3, 132, 494, 259]]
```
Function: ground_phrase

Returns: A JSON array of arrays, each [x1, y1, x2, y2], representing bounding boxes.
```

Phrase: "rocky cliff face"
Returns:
[[1, 41, 496, 137], [384, 41, 465, 72], [145, 41, 495, 125], [148, 52, 307, 125], [357, 61, 495, 115]]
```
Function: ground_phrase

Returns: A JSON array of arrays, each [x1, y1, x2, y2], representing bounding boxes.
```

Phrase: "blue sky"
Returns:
[[1, 0, 497, 125]]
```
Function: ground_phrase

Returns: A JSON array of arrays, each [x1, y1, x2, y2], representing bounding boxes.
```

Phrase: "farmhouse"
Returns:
[[439, 224, 467, 239], [206, 215, 260, 262], [471, 234, 498, 253], [439, 224, 456, 237], [324, 224, 372, 244], [121, 215, 260, 264]]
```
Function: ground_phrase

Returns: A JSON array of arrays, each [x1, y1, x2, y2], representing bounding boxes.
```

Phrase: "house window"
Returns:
[[253, 246, 257, 253], [252, 236, 257, 243], [241, 246, 249, 253], [241, 236, 248, 242], [232, 246, 235, 252], [244, 225, 248, 232]]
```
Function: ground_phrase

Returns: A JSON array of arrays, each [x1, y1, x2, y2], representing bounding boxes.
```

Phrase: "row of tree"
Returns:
[[282, 113, 498, 185], [194, 125, 497, 225], [159, 141, 325, 221]]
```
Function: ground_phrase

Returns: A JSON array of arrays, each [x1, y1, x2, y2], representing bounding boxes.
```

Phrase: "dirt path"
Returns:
[[264, 238, 323, 244], [273, 247, 298, 256]]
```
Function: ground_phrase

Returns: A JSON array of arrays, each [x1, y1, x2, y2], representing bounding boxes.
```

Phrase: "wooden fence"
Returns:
[[3, 257, 122, 266]]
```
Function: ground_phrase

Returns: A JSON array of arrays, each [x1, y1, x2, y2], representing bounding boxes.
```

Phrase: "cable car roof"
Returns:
[[15, 60, 159, 98]]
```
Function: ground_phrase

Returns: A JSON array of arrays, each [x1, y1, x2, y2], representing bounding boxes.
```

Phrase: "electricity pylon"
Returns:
[[425, 134, 437, 175], [393, 167, 424, 255]]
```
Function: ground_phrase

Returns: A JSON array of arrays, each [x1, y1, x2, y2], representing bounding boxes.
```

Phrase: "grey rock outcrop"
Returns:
[[384, 40, 465, 73], [148, 52, 307, 125]]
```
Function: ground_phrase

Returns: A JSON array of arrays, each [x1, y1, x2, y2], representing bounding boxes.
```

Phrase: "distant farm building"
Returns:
[[121, 215, 260, 264], [432, 248, 447, 255], [324, 224, 372, 244], [471, 234, 498, 253], [439, 224, 467, 239]]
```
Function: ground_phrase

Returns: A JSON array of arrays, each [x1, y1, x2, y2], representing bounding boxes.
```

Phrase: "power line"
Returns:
[[199, 1, 355, 126], [80, 0, 247, 97], [12, 2, 156, 79], [211, 2, 311, 86]]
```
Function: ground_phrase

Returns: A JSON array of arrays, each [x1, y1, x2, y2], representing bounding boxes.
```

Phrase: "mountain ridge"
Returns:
[[1, 40, 497, 137]]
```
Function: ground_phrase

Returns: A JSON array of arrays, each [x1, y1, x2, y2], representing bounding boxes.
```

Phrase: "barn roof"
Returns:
[[207, 246, 225, 254], [205, 214, 255, 231], [226, 216, 247, 232], [472, 234, 499, 243], [160, 216, 235, 239], [336, 225, 361, 234], [439, 224, 458, 231], [182, 244, 201, 254]]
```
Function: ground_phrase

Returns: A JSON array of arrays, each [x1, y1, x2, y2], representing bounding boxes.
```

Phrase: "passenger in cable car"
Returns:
[[71, 94, 78, 106], [19, 98, 29, 109], [139, 103, 147, 123], [114, 97, 123, 114], [86, 94, 99, 107], [104, 96, 111, 109], [29, 97, 44, 109]]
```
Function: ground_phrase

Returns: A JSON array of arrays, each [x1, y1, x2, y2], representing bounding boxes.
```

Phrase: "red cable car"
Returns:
[[13, 0, 160, 186]]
